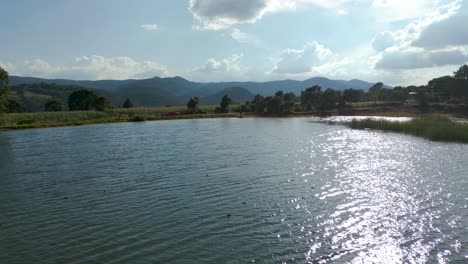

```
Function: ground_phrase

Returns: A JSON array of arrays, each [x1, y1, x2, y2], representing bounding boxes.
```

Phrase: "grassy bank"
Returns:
[[349, 116, 468, 143], [1, 102, 467, 132], [0, 105, 240, 130]]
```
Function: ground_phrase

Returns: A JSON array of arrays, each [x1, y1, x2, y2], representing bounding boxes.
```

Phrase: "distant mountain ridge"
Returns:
[[9, 75, 388, 107]]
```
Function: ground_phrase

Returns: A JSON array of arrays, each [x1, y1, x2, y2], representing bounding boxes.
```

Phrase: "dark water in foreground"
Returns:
[[0, 118, 467, 263]]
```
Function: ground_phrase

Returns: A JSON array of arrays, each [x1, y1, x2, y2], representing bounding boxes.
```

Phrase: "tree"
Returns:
[[44, 100, 63, 112], [343, 89, 361, 105], [428, 76, 453, 95], [0, 67, 9, 113], [300, 85, 321, 111], [68, 90, 98, 111], [219, 95, 232, 113], [416, 92, 428, 111], [318, 89, 339, 110], [5, 99, 25, 113], [92, 97, 111, 111], [454, 65, 468, 80], [368, 82, 384, 103], [283, 92, 297, 112], [452, 65, 468, 102], [251, 94, 265, 113], [122, 98, 134, 108], [187, 97, 199, 113]]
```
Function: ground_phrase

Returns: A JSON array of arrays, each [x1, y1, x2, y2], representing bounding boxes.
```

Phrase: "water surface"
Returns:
[[0, 118, 467, 263]]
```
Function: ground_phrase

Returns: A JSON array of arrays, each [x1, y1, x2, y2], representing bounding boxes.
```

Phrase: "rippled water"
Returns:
[[0, 118, 467, 263]]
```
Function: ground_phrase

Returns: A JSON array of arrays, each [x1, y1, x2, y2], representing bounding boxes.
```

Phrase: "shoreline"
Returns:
[[0, 103, 466, 131]]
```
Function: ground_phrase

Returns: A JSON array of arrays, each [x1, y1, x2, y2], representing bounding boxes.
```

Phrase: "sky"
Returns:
[[0, 0, 467, 86]]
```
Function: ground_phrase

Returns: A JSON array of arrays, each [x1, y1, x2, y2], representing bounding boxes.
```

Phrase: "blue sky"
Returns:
[[1, 0, 467, 86]]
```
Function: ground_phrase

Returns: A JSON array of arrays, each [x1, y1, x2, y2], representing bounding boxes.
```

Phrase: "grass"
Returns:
[[0, 111, 119, 129], [0, 105, 241, 130], [348, 116, 468, 143]]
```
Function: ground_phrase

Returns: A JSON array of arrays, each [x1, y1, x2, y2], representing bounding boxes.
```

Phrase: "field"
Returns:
[[0, 105, 241, 130]]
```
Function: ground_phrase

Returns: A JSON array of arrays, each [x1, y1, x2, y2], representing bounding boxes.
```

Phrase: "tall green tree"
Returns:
[[44, 100, 63, 112], [453, 65, 468, 80], [122, 98, 134, 108], [0, 67, 9, 113], [67, 89, 98, 110], [300, 85, 321, 111], [5, 99, 25, 113], [283, 92, 297, 112], [187, 97, 199, 113], [343, 89, 361, 105], [251, 94, 265, 113], [318, 89, 339, 110], [368, 82, 384, 103], [452, 65, 468, 102], [93, 97, 112, 111], [219, 94, 232, 113]]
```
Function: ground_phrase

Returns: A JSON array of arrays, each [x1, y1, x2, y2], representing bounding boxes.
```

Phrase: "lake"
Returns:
[[0, 118, 467, 263]]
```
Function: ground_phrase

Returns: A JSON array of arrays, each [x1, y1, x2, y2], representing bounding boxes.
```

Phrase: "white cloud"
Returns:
[[370, 0, 437, 22], [372, 31, 397, 52], [189, 0, 294, 30], [412, 0, 468, 49], [141, 24, 160, 31], [371, 0, 467, 71], [193, 54, 243, 72], [270, 41, 333, 74], [9, 56, 169, 80], [0, 61, 16, 73], [230, 28, 250, 43], [375, 48, 468, 70]]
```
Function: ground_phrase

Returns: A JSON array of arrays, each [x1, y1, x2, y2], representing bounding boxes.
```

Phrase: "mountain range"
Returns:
[[9, 75, 386, 110]]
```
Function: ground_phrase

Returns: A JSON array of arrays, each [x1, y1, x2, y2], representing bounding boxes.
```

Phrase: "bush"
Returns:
[[128, 115, 146, 122], [44, 100, 63, 112]]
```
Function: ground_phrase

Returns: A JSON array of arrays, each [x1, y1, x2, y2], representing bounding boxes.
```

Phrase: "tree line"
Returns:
[[230, 64, 468, 114], [2, 64, 467, 115]]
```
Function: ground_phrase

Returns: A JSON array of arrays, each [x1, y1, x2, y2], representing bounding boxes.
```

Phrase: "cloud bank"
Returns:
[[2, 56, 169, 80]]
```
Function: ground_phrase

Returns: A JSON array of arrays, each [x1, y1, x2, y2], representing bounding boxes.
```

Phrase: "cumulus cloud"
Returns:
[[190, 0, 267, 30], [189, 0, 294, 30], [370, 0, 437, 22], [193, 54, 243, 72], [9, 56, 169, 80], [141, 24, 159, 31], [188, 0, 443, 31], [375, 49, 468, 69], [0, 61, 16, 73], [372, 31, 397, 52], [371, 0, 467, 71], [412, 0, 468, 49], [270, 41, 333, 74], [230, 28, 250, 43]]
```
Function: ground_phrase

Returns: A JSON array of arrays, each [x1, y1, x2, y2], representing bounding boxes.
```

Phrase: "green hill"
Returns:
[[200, 87, 255, 105], [10, 83, 115, 112]]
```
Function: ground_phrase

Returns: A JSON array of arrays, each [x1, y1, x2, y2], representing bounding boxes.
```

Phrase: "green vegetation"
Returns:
[[216, 95, 232, 113], [0, 105, 241, 130], [122, 98, 134, 108], [1, 64, 468, 130], [0, 67, 25, 114], [0, 67, 9, 113], [9, 82, 113, 112], [349, 116, 468, 143], [186, 97, 200, 113], [44, 100, 63, 112], [0, 111, 113, 129], [67, 89, 111, 111]]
